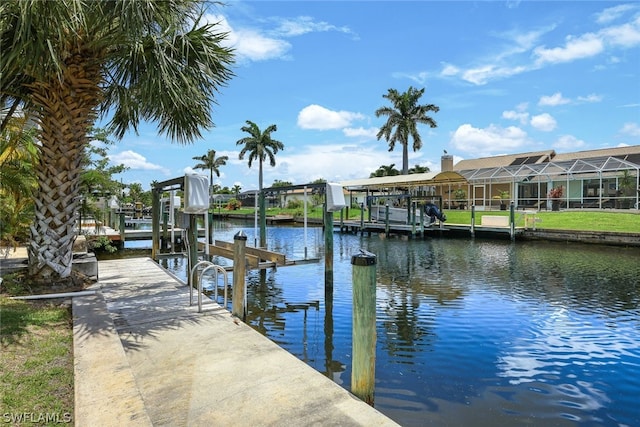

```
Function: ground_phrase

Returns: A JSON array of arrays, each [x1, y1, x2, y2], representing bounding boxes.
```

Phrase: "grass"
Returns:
[[443, 209, 640, 232], [0, 296, 74, 425], [227, 206, 640, 233]]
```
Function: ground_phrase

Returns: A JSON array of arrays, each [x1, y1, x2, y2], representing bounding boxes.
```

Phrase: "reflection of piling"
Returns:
[[232, 231, 247, 320], [351, 250, 377, 406]]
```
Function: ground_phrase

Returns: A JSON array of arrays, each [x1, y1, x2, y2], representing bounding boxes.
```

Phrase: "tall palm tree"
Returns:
[[375, 86, 439, 175], [232, 184, 242, 199], [1, 0, 234, 282], [193, 149, 229, 195], [236, 120, 284, 247]]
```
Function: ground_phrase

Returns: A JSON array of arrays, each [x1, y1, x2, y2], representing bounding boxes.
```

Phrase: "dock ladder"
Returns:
[[189, 261, 232, 313]]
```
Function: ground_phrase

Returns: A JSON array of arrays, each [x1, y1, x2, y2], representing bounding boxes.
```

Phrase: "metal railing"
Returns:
[[189, 260, 230, 313]]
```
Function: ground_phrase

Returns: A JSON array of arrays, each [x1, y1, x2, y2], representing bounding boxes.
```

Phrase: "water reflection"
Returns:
[[160, 225, 640, 427]]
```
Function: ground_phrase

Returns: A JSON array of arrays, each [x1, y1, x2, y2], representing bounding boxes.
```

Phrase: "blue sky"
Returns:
[[104, 1, 640, 191]]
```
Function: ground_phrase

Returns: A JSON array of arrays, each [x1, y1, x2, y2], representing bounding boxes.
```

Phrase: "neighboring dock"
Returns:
[[74, 258, 399, 426]]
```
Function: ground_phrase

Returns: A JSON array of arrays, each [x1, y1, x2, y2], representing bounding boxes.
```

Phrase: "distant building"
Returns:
[[451, 145, 639, 210], [339, 145, 639, 212]]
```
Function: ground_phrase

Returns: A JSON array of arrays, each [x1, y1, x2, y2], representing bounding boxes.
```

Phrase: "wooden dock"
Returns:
[[336, 220, 525, 239], [74, 258, 398, 426]]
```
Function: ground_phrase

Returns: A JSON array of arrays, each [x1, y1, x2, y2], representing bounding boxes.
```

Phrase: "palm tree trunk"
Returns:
[[27, 54, 102, 282], [258, 160, 266, 247], [402, 143, 409, 175]]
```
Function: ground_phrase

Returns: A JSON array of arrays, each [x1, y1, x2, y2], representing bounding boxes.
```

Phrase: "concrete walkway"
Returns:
[[73, 258, 399, 427]]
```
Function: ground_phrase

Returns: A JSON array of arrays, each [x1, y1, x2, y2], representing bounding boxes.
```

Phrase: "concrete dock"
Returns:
[[73, 258, 399, 426]]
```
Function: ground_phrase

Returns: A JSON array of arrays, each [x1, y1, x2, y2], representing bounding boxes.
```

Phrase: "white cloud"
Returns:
[[343, 127, 378, 139], [450, 124, 531, 155], [620, 122, 640, 137], [461, 64, 527, 86], [109, 150, 170, 174], [441, 63, 460, 77], [600, 17, 640, 48], [539, 92, 571, 106], [576, 93, 603, 103], [534, 33, 604, 64], [272, 16, 354, 37], [503, 102, 530, 125], [205, 14, 291, 62], [595, 4, 638, 24], [554, 135, 586, 150], [297, 104, 365, 130], [266, 143, 384, 183], [502, 110, 529, 125], [530, 113, 557, 132]]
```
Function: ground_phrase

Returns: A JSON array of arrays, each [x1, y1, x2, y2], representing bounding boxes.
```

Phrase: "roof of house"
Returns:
[[454, 145, 640, 172]]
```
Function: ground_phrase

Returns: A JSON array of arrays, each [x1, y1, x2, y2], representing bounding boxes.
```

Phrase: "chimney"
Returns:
[[441, 154, 454, 172]]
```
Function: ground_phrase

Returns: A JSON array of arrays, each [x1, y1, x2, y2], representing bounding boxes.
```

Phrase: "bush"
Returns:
[[287, 199, 303, 209], [226, 198, 242, 210]]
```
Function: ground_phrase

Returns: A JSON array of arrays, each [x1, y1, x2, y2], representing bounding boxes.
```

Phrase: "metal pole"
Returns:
[[351, 249, 377, 406], [232, 231, 247, 320]]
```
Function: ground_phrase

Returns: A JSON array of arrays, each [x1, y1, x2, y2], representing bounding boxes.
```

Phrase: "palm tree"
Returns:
[[375, 86, 439, 175], [193, 149, 229, 196], [408, 164, 430, 174], [232, 184, 242, 199], [236, 120, 284, 247], [0, 113, 39, 249], [1, 0, 234, 282], [370, 164, 400, 178]]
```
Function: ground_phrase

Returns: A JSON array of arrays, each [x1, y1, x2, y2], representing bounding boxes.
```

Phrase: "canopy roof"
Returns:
[[340, 171, 467, 190]]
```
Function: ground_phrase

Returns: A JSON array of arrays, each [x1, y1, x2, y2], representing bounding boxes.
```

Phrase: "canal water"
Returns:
[[137, 221, 640, 427]]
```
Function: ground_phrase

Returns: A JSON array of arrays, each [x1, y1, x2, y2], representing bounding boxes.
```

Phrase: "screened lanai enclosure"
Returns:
[[338, 147, 640, 213], [459, 154, 640, 211]]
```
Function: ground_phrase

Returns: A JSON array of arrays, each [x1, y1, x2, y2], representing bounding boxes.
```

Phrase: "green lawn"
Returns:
[[0, 297, 74, 425], [226, 207, 640, 233]]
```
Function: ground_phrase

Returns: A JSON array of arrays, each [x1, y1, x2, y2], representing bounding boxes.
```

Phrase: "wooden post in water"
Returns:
[[470, 205, 476, 237], [411, 203, 417, 236], [384, 204, 390, 236], [324, 207, 334, 287], [360, 203, 364, 235], [351, 249, 377, 406], [232, 231, 248, 320], [119, 213, 125, 243], [509, 201, 515, 240], [151, 188, 161, 260], [187, 214, 198, 288], [162, 213, 168, 250]]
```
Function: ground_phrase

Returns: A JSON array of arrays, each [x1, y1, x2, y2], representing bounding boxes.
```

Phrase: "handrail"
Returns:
[[189, 260, 230, 313], [199, 264, 229, 313], [189, 261, 214, 307]]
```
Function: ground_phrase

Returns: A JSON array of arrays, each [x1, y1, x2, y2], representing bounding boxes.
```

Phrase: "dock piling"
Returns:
[[351, 249, 377, 406], [232, 231, 248, 320]]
